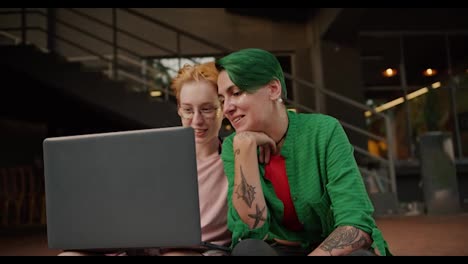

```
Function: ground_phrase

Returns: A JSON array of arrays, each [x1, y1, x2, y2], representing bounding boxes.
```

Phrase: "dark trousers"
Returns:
[[230, 239, 376, 256]]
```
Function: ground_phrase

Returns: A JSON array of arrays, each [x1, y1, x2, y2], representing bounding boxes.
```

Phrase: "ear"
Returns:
[[268, 78, 282, 101], [177, 106, 182, 117]]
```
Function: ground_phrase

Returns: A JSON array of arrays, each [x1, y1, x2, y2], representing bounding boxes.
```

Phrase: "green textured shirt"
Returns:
[[221, 111, 391, 255]]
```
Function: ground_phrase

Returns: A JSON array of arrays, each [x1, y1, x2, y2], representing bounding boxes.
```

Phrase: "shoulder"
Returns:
[[296, 112, 338, 125], [292, 112, 340, 134]]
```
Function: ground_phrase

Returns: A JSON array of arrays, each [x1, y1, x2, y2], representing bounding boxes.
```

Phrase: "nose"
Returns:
[[223, 98, 235, 117], [191, 110, 204, 124]]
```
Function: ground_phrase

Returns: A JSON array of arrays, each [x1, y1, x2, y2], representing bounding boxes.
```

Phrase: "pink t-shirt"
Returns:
[[196, 153, 231, 246]]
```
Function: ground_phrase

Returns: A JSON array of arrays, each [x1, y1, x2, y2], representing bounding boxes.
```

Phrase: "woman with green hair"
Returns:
[[216, 48, 392, 256]]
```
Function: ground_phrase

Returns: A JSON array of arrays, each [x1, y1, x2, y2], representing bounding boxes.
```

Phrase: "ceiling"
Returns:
[[226, 8, 468, 31], [227, 8, 468, 98], [323, 8, 468, 45]]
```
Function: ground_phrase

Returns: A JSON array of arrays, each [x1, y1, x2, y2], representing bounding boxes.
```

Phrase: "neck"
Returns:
[[196, 136, 219, 160], [276, 122, 288, 146], [268, 109, 289, 147]]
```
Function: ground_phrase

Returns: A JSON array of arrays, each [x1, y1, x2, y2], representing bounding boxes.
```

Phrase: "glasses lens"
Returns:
[[179, 105, 220, 120]]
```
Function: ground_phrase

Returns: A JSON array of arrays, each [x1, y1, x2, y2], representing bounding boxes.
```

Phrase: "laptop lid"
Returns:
[[43, 126, 201, 251]]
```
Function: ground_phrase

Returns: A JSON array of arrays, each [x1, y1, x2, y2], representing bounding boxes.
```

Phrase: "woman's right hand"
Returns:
[[234, 131, 276, 164]]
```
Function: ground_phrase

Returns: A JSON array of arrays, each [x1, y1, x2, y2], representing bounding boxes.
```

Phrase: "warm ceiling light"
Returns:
[[382, 68, 397, 77], [150, 90, 162, 97], [423, 68, 437, 77]]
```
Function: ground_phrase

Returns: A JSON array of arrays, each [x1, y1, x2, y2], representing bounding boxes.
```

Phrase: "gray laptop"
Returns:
[[43, 126, 204, 252]]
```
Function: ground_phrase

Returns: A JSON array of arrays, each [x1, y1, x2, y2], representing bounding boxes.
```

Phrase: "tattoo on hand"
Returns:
[[235, 166, 255, 207], [319, 226, 371, 256], [248, 204, 266, 229]]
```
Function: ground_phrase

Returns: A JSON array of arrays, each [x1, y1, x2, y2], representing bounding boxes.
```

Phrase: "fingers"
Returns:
[[263, 145, 271, 164], [269, 140, 276, 155], [235, 132, 278, 164], [258, 143, 275, 164], [259, 146, 264, 164]]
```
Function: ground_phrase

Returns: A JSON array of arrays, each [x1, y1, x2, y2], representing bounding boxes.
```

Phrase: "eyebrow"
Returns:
[[180, 102, 219, 107]]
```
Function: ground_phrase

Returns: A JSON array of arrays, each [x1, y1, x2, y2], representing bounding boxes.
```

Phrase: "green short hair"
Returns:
[[216, 48, 287, 99]]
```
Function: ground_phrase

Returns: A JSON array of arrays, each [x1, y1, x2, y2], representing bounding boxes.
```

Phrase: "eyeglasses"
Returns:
[[178, 105, 220, 120]]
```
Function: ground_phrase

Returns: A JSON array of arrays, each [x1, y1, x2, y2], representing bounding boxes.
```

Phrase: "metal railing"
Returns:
[[67, 53, 176, 97], [0, 30, 21, 44], [0, 8, 397, 196]]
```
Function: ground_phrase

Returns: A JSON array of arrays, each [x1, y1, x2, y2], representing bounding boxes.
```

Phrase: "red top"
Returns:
[[264, 155, 303, 232]]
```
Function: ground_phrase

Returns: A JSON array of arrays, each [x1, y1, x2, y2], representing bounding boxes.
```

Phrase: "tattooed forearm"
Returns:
[[235, 149, 240, 155], [319, 226, 370, 256], [247, 204, 266, 229], [234, 165, 256, 207], [351, 236, 371, 249]]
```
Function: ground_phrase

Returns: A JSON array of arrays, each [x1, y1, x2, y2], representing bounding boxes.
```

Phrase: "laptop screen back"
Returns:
[[43, 126, 201, 251]]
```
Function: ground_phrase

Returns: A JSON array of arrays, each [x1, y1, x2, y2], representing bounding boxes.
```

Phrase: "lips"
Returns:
[[231, 115, 244, 126], [194, 129, 207, 137]]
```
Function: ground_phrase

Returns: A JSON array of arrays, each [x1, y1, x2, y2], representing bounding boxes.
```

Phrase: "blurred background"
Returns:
[[0, 8, 467, 255]]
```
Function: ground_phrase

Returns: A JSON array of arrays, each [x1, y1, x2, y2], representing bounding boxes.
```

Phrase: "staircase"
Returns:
[[0, 44, 180, 129]]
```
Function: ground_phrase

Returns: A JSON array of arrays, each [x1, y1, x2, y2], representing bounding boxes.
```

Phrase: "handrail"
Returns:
[[31, 27, 111, 64], [355, 146, 390, 165], [14, 9, 178, 99], [284, 98, 316, 113], [0, 30, 21, 44], [68, 53, 175, 97], [283, 72, 386, 119], [31, 9, 144, 62], [65, 8, 178, 56], [116, 70, 176, 97], [120, 8, 232, 54], [67, 54, 178, 80], [63, 8, 201, 74], [340, 120, 386, 142], [0, 26, 49, 53]]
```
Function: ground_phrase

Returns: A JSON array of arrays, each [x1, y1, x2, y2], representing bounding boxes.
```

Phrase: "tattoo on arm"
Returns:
[[319, 226, 371, 256], [235, 149, 240, 155], [351, 236, 371, 249], [234, 165, 256, 207], [247, 204, 266, 229]]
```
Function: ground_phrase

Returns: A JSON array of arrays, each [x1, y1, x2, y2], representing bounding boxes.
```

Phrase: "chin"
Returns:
[[195, 135, 213, 144], [231, 122, 243, 132], [233, 123, 252, 133]]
